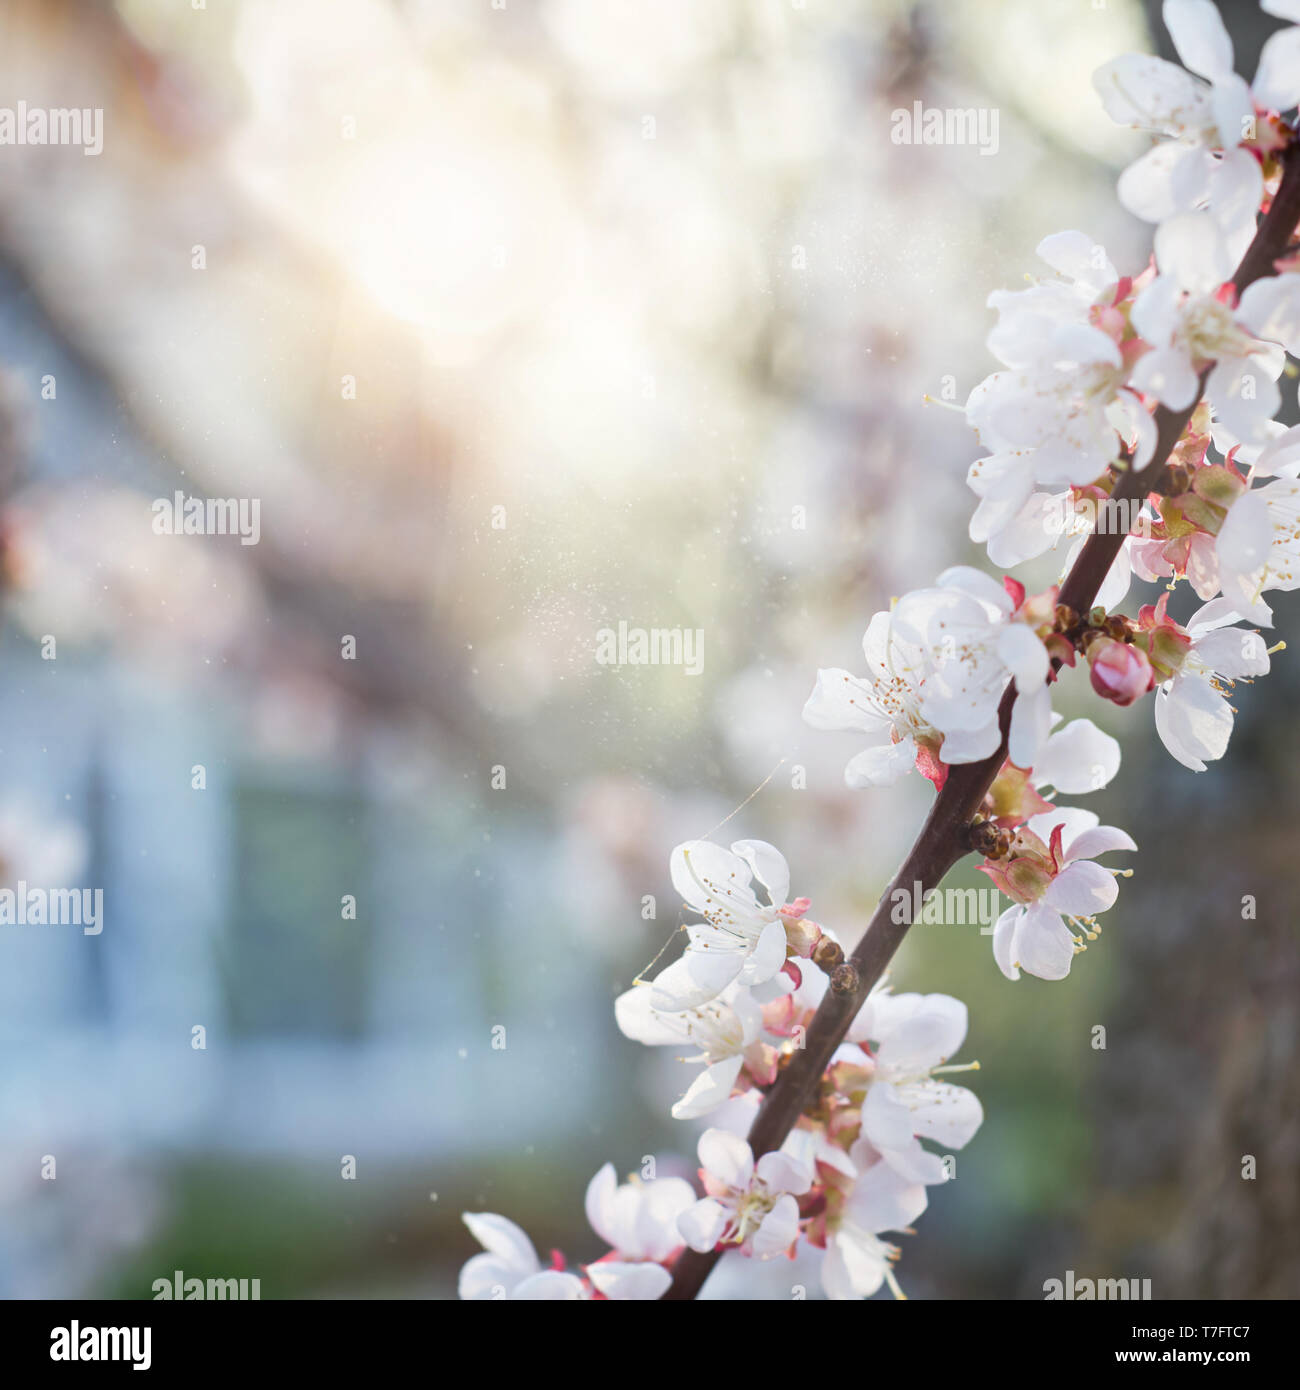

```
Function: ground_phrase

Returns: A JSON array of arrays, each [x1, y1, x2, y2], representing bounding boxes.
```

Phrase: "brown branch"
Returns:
[[663, 139, 1300, 1301]]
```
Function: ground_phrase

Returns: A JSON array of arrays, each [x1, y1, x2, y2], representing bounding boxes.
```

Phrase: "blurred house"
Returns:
[[0, 256, 609, 1301]]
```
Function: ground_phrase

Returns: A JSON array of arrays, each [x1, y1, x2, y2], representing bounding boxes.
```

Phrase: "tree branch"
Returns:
[[663, 139, 1300, 1301]]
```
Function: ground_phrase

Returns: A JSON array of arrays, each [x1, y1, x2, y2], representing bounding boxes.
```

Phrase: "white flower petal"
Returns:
[[997, 622, 1049, 687], [909, 1081, 985, 1151], [939, 719, 1002, 764], [987, 492, 1067, 566], [755, 1149, 813, 1196], [1196, 624, 1270, 678], [586, 1261, 672, 1301], [1215, 489, 1273, 576], [584, 1164, 619, 1249], [672, 1055, 744, 1120], [1154, 673, 1233, 770], [862, 1082, 920, 1154], [1026, 806, 1100, 844], [1131, 344, 1199, 410], [822, 1238, 882, 1300], [685, 946, 748, 1003], [670, 840, 760, 920], [969, 458, 1038, 543], [1155, 211, 1233, 294], [698, 1127, 753, 1189], [729, 839, 790, 908], [639, 1178, 696, 1259], [876, 995, 969, 1072], [937, 564, 1016, 615], [1207, 357, 1280, 445], [614, 980, 687, 1047], [1092, 54, 1212, 134], [1131, 272, 1182, 343], [1118, 142, 1198, 223], [462, 1212, 540, 1274], [1253, 423, 1300, 477], [1253, 25, 1300, 113], [802, 667, 890, 734], [677, 1198, 727, 1254], [1009, 680, 1053, 769], [751, 1193, 800, 1258], [844, 737, 917, 787], [1238, 274, 1300, 357], [1208, 143, 1263, 240], [846, 1156, 930, 1234], [512, 1271, 587, 1300], [1011, 902, 1078, 981], [1062, 826, 1137, 863], [1163, 0, 1234, 80], [739, 918, 789, 987], [1034, 718, 1120, 793], [1044, 859, 1120, 916], [459, 1251, 523, 1300], [992, 905, 1022, 981], [1036, 229, 1117, 293]]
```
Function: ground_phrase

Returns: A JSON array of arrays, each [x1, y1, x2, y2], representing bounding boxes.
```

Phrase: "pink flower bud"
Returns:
[[1087, 637, 1152, 707]]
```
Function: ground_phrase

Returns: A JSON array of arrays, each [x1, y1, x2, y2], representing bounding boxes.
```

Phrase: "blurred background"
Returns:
[[0, 0, 1294, 1300]]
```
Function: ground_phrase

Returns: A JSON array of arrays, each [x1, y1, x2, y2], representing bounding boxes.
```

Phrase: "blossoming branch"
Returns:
[[458, 0, 1300, 1302]]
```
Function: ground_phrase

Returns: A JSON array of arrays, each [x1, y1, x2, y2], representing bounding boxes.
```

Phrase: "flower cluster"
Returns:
[[459, 1162, 696, 1300], [959, 1, 1298, 781], [462, 829, 984, 1300], [460, 0, 1300, 1302], [619, 911, 987, 1299]]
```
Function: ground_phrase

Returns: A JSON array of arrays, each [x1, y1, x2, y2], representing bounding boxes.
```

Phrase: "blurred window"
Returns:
[[224, 780, 369, 1040]]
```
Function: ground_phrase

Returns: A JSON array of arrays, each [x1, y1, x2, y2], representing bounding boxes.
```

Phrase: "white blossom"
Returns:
[[459, 1214, 587, 1300], [615, 972, 764, 1118], [1093, 0, 1300, 256], [1153, 599, 1272, 769], [651, 838, 795, 1010], [678, 1129, 813, 1259], [804, 567, 1052, 784]]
